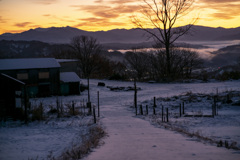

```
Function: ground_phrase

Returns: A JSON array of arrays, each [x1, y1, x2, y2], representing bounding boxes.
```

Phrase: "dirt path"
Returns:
[[84, 104, 240, 160]]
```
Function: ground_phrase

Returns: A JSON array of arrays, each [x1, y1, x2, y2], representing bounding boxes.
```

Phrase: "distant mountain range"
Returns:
[[0, 25, 240, 44]]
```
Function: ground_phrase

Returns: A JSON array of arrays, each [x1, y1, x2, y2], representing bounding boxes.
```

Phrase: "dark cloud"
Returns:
[[14, 22, 32, 27], [27, 0, 59, 5]]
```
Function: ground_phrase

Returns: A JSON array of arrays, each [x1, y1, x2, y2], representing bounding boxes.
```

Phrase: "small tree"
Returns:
[[124, 50, 150, 81], [70, 36, 102, 104]]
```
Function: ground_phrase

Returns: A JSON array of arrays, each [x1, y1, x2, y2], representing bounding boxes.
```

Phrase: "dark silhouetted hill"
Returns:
[[1, 25, 240, 44]]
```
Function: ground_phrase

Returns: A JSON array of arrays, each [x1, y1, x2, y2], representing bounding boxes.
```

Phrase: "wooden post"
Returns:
[[154, 97, 156, 108], [72, 101, 75, 115], [213, 96, 217, 116], [140, 105, 143, 115], [166, 108, 169, 122], [162, 105, 164, 122], [182, 102, 185, 114], [24, 85, 28, 124], [179, 103, 182, 117], [56, 97, 60, 118], [93, 106, 96, 124], [134, 78, 137, 109], [153, 97, 156, 115], [83, 99, 85, 116], [212, 104, 215, 117], [97, 91, 100, 117], [146, 105, 148, 115], [87, 102, 92, 115]]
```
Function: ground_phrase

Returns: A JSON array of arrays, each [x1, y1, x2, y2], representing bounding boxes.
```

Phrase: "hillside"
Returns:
[[208, 44, 240, 67], [0, 40, 71, 58]]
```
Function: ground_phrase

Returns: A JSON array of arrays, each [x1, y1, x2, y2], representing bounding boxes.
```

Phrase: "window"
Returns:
[[17, 73, 28, 80], [39, 72, 49, 79]]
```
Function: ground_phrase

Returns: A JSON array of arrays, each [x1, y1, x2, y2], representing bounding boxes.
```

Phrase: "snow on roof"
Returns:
[[60, 72, 81, 83], [56, 59, 78, 63], [0, 58, 61, 70]]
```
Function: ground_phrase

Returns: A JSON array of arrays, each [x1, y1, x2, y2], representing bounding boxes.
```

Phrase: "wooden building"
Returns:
[[60, 72, 81, 95], [0, 58, 61, 97], [0, 58, 82, 119]]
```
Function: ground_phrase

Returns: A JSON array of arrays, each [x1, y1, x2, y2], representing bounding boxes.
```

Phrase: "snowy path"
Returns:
[[84, 104, 240, 160], [83, 80, 240, 160]]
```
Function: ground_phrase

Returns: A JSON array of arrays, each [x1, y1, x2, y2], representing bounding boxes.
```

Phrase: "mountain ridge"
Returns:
[[1, 25, 240, 44]]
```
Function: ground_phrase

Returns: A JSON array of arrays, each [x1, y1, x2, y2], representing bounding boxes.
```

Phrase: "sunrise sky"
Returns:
[[0, 0, 240, 34]]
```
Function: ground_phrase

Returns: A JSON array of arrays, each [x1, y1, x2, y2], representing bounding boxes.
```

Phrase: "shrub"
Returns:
[[31, 102, 44, 121]]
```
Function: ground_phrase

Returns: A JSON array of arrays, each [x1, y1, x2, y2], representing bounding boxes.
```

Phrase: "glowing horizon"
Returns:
[[0, 0, 240, 34]]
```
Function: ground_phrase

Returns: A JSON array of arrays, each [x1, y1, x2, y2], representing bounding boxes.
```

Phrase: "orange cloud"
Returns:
[[71, 4, 140, 19], [27, 0, 59, 5], [198, 0, 240, 19], [0, 16, 8, 23], [14, 22, 33, 27], [199, 0, 239, 3], [108, 0, 139, 4], [94, 0, 138, 4], [76, 17, 127, 28], [43, 14, 51, 17], [42, 14, 75, 22]]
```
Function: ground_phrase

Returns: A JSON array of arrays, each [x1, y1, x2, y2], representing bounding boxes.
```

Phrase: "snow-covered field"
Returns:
[[0, 79, 240, 160], [140, 90, 240, 149]]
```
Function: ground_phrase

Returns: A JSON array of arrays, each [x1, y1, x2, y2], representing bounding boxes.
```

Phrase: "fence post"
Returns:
[[166, 108, 169, 122], [182, 102, 185, 114], [56, 97, 60, 118], [154, 97, 156, 108], [179, 103, 182, 117], [146, 105, 148, 115], [153, 97, 156, 115], [135, 105, 137, 116], [134, 78, 137, 109], [72, 101, 75, 115], [93, 106, 96, 123], [87, 102, 92, 115], [140, 105, 143, 115], [83, 99, 85, 116], [212, 104, 215, 117], [97, 91, 100, 117], [162, 105, 164, 122]]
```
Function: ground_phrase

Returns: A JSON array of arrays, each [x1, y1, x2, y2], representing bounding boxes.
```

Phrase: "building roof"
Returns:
[[0, 58, 61, 70], [60, 72, 81, 83]]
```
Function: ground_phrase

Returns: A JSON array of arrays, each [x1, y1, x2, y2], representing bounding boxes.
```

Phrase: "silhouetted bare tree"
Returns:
[[70, 35, 102, 103], [132, 0, 196, 80]]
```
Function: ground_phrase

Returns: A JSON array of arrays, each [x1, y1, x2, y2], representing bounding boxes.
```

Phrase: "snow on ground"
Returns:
[[0, 79, 240, 160], [0, 116, 93, 160], [83, 79, 240, 160], [140, 90, 240, 148]]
